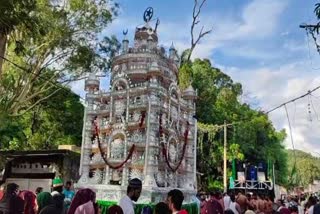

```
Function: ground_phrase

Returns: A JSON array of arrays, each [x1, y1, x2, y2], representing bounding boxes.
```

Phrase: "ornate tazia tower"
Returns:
[[77, 8, 198, 204]]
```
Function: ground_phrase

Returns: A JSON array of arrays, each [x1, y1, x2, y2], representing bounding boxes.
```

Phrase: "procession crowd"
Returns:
[[1, 177, 320, 214], [0, 178, 185, 214], [199, 191, 320, 214]]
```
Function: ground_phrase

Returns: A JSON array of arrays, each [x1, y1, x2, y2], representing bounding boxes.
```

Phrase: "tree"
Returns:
[[0, 0, 39, 75], [0, 0, 119, 116], [286, 149, 320, 189], [0, 86, 84, 151]]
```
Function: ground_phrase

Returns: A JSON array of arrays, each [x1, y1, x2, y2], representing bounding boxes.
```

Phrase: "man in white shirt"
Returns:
[[223, 192, 231, 210], [119, 178, 142, 214]]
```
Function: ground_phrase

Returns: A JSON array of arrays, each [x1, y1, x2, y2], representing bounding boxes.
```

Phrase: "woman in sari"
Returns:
[[19, 191, 37, 214]]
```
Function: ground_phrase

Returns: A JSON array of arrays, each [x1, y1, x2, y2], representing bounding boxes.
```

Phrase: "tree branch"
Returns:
[[11, 88, 62, 117], [188, 0, 212, 62]]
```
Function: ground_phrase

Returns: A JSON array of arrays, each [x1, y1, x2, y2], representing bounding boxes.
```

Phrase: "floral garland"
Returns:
[[159, 113, 189, 172], [94, 117, 136, 170]]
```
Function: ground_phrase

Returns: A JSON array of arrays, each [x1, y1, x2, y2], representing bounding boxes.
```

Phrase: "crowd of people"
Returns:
[[199, 191, 320, 214], [1, 178, 320, 214], [0, 178, 189, 214]]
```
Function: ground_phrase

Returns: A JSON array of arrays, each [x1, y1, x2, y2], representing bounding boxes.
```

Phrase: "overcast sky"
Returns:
[[70, 0, 320, 155]]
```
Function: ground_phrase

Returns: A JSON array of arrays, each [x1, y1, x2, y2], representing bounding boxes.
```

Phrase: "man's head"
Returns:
[[210, 191, 220, 200], [167, 189, 184, 212], [230, 194, 236, 203], [127, 178, 142, 202], [155, 202, 170, 214], [35, 187, 43, 195], [5, 183, 19, 196], [65, 181, 72, 190], [199, 192, 206, 201], [52, 177, 64, 193], [277, 199, 285, 207]]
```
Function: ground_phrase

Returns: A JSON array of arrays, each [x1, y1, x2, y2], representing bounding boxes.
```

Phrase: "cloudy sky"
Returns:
[[70, 0, 320, 155]]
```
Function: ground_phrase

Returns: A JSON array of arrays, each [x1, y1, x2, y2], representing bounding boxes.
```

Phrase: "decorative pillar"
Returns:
[[143, 97, 152, 187]]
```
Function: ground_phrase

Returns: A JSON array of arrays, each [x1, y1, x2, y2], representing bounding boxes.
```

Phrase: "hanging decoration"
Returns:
[[94, 118, 135, 170], [197, 122, 218, 154], [159, 112, 189, 172], [139, 111, 146, 127]]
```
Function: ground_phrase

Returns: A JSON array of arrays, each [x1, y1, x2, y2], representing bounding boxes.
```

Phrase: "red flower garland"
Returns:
[[94, 118, 135, 170], [159, 113, 189, 172]]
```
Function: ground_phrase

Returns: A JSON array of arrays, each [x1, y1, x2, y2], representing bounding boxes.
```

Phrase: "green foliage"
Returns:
[[0, 0, 119, 150], [0, 87, 83, 150], [0, 0, 119, 115], [0, 0, 38, 34], [178, 63, 192, 90], [207, 177, 223, 192], [286, 149, 320, 189], [180, 58, 288, 190]]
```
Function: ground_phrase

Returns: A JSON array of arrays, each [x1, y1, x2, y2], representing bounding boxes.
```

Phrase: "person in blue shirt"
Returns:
[[63, 181, 75, 209]]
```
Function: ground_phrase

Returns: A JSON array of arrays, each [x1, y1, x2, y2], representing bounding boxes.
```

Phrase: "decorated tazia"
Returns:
[[77, 6, 197, 205]]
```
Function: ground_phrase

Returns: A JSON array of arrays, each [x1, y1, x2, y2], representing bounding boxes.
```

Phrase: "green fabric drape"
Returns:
[[97, 200, 199, 214], [232, 159, 236, 180]]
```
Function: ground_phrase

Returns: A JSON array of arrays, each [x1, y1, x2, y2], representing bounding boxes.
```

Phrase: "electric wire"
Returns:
[[266, 85, 320, 114], [284, 104, 296, 163], [310, 95, 320, 121]]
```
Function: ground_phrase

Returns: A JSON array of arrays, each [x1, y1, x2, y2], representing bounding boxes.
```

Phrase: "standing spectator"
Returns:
[[256, 195, 266, 214], [154, 202, 170, 214], [167, 189, 187, 214], [63, 181, 75, 209], [236, 192, 249, 213], [218, 192, 224, 211], [277, 199, 290, 214], [35, 187, 43, 195], [39, 193, 65, 214], [51, 177, 65, 213], [0, 183, 24, 214], [313, 204, 320, 214], [37, 192, 53, 214], [141, 206, 152, 214], [52, 177, 64, 195], [306, 196, 317, 214], [0, 185, 4, 201], [223, 192, 231, 211], [108, 205, 124, 214], [119, 178, 142, 214], [67, 188, 98, 214], [265, 196, 273, 214], [19, 191, 37, 214], [228, 194, 241, 214], [204, 191, 223, 214], [200, 193, 207, 214], [289, 204, 298, 214]]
